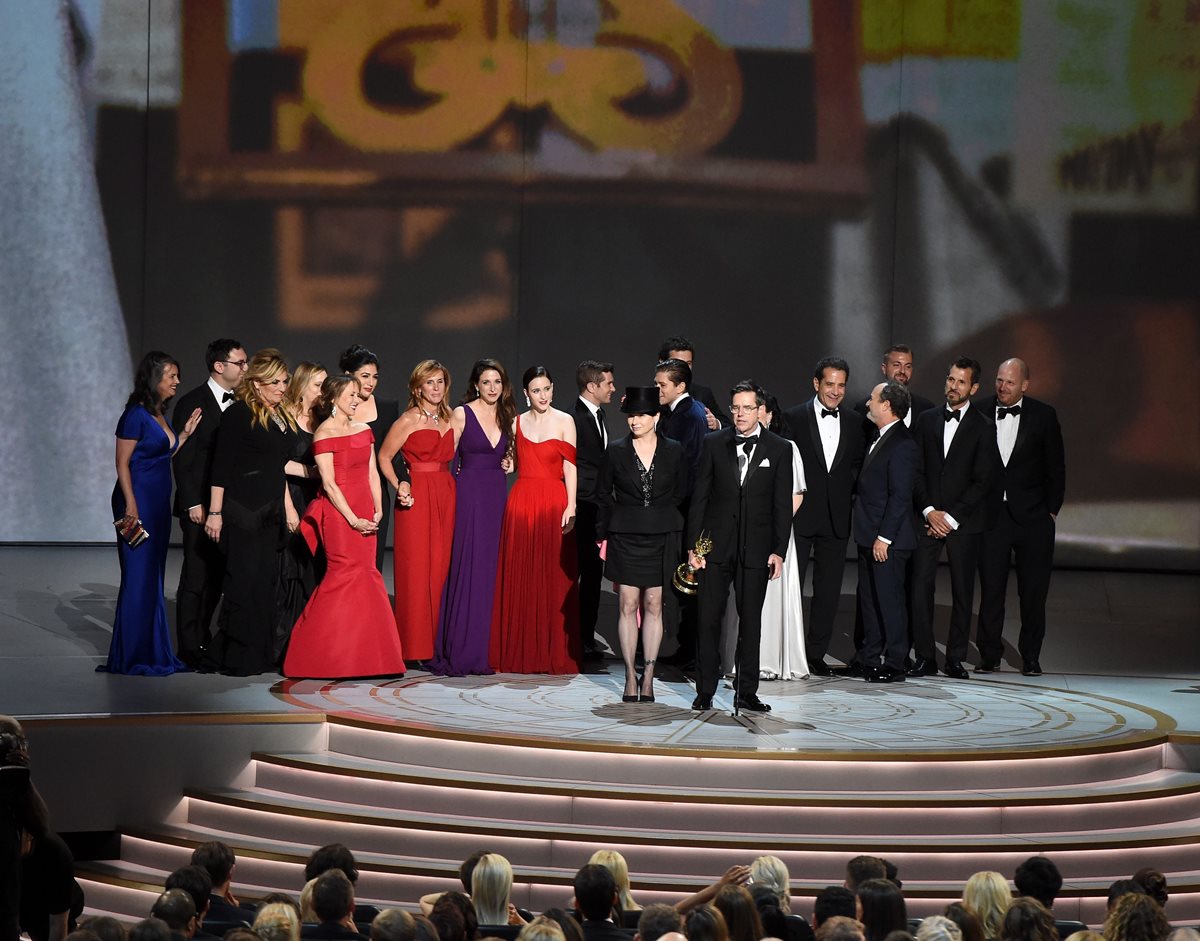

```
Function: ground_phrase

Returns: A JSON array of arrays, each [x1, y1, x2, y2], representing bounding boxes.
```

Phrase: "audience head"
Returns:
[[817, 916, 867, 941], [816, 887, 858, 928], [224, 930, 261, 941], [78, 916, 128, 941], [714, 883, 763, 941], [1103, 893, 1169, 941], [164, 866, 212, 922], [65, 931, 103, 941], [884, 932, 915, 941], [191, 841, 236, 891], [254, 903, 301, 941], [654, 359, 692, 404], [998, 899, 1055, 941], [1165, 931, 1200, 941], [408, 359, 452, 422], [1106, 881, 1146, 912], [1013, 858, 1061, 911], [637, 904, 682, 941], [128, 351, 183, 415], [943, 905, 984, 941], [916, 917, 963, 941], [574, 863, 618, 921], [299, 879, 318, 924], [657, 336, 696, 364], [1130, 869, 1167, 909], [305, 843, 360, 884], [205, 338, 247, 385], [471, 853, 514, 926], [258, 895, 301, 915], [412, 914, 439, 941], [845, 858, 887, 893], [517, 917, 567, 941], [540, 909, 584, 941], [128, 919, 172, 941], [151, 888, 198, 936], [685, 906, 729, 941], [749, 885, 788, 941], [1063, 933, 1104, 941], [962, 871, 1012, 940], [371, 909, 418, 941], [428, 893, 472, 941], [433, 892, 477, 941], [856, 879, 908, 941], [458, 850, 492, 893], [311, 869, 355, 925], [750, 855, 790, 910], [882, 861, 901, 892], [589, 849, 638, 913]]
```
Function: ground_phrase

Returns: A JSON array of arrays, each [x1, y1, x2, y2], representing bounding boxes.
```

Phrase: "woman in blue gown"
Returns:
[[103, 351, 201, 675]]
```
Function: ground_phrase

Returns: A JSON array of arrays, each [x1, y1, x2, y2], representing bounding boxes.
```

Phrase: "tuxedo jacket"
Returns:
[[784, 398, 864, 539], [690, 381, 732, 429], [979, 394, 1066, 523], [686, 427, 793, 568], [911, 403, 1003, 533], [854, 391, 936, 444], [659, 394, 709, 492], [581, 921, 634, 941], [572, 398, 609, 504], [171, 382, 225, 516], [300, 923, 362, 941], [595, 436, 687, 539], [852, 422, 919, 550]]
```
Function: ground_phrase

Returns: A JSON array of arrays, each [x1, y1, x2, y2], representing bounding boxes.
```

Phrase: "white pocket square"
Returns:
[[759, 458, 771, 467]]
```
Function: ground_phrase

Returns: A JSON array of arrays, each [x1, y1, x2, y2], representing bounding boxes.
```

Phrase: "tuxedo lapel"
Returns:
[[1009, 405, 1032, 465], [861, 426, 895, 474], [805, 399, 823, 465]]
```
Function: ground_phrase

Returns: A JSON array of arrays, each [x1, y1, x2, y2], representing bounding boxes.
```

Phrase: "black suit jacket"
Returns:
[[573, 399, 609, 504], [581, 921, 634, 941], [852, 423, 918, 550], [784, 398, 864, 539], [172, 383, 225, 516], [659, 395, 709, 493], [911, 403, 1002, 533], [979, 395, 1066, 523], [854, 391, 936, 444], [689, 381, 732, 429], [595, 436, 687, 538], [686, 428, 792, 568], [301, 923, 362, 941]]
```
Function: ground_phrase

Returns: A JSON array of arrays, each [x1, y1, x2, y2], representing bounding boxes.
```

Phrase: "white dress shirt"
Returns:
[[816, 400, 840, 471], [577, 395, 606, 448], [995, 396, 1022, 466], [736, 427, 760, 485], [208, 377, 235, 412], [669, 391, 692, 413], [922, 401, 969, 531]]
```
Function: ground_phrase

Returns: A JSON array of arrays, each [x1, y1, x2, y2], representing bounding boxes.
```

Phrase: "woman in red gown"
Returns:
[[379, 360, 457, 665], [283, 375, 406, 678], [489, 366, 580, 674]]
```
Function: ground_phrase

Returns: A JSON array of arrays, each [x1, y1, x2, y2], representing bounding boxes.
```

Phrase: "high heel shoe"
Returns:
[[622, 667, 639, 703], [639, 659, 657, 703]]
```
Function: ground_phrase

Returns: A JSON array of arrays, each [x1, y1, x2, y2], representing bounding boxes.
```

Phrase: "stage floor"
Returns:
[[3, 546, 1197, 753]]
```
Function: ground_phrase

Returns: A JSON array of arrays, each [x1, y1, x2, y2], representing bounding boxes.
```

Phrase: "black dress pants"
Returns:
[[911, 529, 982, 664], [977, 507, 1055, 663], [176, 516, 224, 661], [696, 559, 768, 699]]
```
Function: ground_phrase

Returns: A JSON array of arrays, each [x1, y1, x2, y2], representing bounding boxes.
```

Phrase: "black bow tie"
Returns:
[[944, 408, 960, 422], [996, 405, 1022, 419], [735, 435, 758, 453], [222, 391, 235, 402], [820, 408, 839, 419]]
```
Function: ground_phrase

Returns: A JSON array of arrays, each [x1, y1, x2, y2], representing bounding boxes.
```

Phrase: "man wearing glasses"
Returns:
[[172, 338, 246, 668]]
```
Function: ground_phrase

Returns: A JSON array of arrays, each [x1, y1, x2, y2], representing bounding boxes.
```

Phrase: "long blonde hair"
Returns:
[[237, 348, 298, 432], [407, 359, 452, 424], [590, 850, 639, 912], [284, 361, 327, 425], [471, 853, 513, 926], [254, 903, 300, 941], [963, 872, 1012, 940]]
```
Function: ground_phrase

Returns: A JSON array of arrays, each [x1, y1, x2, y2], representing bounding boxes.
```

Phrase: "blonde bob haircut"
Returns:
[[517, 917, 566, 941], [254, 903, 301, 941], [962, 871, 1012, 941]]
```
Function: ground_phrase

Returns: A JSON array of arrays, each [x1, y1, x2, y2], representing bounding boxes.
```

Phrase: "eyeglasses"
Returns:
[[730, 405, 760, 414], [221, 359, 248, 369]]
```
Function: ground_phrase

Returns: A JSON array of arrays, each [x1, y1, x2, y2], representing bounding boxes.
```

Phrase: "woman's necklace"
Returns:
[[420, 406, 439, 425], [269, 408, 286, 432]]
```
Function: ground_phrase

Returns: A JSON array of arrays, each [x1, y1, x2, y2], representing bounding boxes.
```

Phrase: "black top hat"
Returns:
[[620, 386, 661, 415]]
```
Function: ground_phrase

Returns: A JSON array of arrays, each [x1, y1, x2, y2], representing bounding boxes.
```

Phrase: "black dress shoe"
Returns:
[[943, 661, 970, 680], [865, 666, 892, 683], [1022, 659, 1043, 676], [973, 659, 1000, 673], [907, 657, 938, 677], [807, 660, 833, 677], [691, 695, 713, 711], [735, 696, 772, 713], [834, 661, 865, 678], [582, 646, 604, 663]]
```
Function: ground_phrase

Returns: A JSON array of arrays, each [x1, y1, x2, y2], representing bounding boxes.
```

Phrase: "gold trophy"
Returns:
[[673, 533, 713, 595]]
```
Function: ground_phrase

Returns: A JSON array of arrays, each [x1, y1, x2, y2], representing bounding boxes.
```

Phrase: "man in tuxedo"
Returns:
[[172, 338, 245, 667], [854, 382, 919, 683], [657, 335, 732, 430], [909, 358, 1001, 679], [686, 382, 793, 711], [976, 358, 1065, 676], [574, 864, 626, 941], [573, 360, 615, 662], [656, 357, 710, 667], [783, 357, 864, 676], [303, 870, 361, 941], [854, 344, 936, 440]]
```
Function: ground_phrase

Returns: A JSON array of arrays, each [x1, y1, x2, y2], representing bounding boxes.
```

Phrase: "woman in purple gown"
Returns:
[[429, 359, 516, 676]]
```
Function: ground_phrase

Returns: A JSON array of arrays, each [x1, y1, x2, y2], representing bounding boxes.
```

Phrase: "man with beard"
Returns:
[[855, 345, 936, 441]]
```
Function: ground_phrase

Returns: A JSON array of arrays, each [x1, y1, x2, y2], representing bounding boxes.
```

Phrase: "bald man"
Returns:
[[975, 358, 1065, 677]]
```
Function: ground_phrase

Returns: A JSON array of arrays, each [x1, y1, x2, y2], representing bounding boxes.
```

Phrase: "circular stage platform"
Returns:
[[274, 671, 1175, 754]]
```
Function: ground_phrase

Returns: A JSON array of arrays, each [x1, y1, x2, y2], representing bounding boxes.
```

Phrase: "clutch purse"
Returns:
[[114, 516, 149, 548]]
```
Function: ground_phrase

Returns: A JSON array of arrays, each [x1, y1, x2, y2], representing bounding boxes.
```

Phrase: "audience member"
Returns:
[[998, 900, 1055, 941], [815, 918, 865, 941], [164, 866, 214, 931], [429, 904, 467, 941], [590, 851, 641, 914], [636, 905, 682, 941], [471, 854, 517, 927], [1130, 871, 1167, 911], [814, 889, 856, 929], [129, 920, 172, 941], [961, 873, 1012, 941], [1165, 931, 1199, 941], [260, 897, 302, 918], [574, 865, 623, 941], [430, 894, 477, 941], [713, 884, 763, 941], [412, 915, 438, 941], [1062, 932, 1103, 941], [192, 841, 246, 921], [915, 917, 961, 941], [751, 857, 793, 914], [750, 886, 797, 941], [676, 867, 753, 915], [540, 910, 584, 941], [942, 906, 984, 941], [303, 870, 359, 940], [882, 931, 914, 941], [255, 904, 301, 941], [224, 930, 262, 941], [1106, 883, 1146, 913], [881, 863, 901, 893], [686, 907, 730, 941], [78, 916, 128, 941], [304, 845, 379, 923], [370, 911, 416, 941], [300, 880, 319, 924], [1103, 895, 1169, 941], [516, 918, 565, 941], [63, 931, 102, 941], [845, 860, 887, 893], [151, 890, 199, 940], [1013, 860, 1062, 913], [855, 880, 907, 941]]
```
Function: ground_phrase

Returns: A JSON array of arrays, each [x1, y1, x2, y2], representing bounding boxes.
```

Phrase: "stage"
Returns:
[[2, 546, 1198, 926]]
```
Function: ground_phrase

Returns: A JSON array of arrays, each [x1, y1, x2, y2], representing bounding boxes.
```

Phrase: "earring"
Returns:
[[331, 404, 338, 418]]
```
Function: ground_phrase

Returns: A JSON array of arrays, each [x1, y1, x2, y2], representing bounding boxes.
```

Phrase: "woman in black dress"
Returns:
[[595, 387, 687, 703], [339, 345, 400, 571], [204, 349, 298, 675]]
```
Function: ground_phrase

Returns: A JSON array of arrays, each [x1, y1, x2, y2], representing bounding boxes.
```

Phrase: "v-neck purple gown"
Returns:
[[429, 406, 508, 675]]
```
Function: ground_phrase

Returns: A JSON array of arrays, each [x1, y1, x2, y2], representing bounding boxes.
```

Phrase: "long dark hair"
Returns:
[[126, 351, 180, 415], [463, 358, 517, 452], [858, 879, 908, 941]]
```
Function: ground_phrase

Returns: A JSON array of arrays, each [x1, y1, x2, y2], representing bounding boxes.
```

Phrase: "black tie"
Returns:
[[821, 408, 839, 419], [222, 391, 234, 403], [996, 405, 1022, 419], [596, 407, 605, 445], [735, 435, 758, 451], [944, 409, 960, 422]]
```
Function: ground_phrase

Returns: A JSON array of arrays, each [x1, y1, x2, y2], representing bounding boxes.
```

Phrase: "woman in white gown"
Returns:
[[721, 389, 809, 679]]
